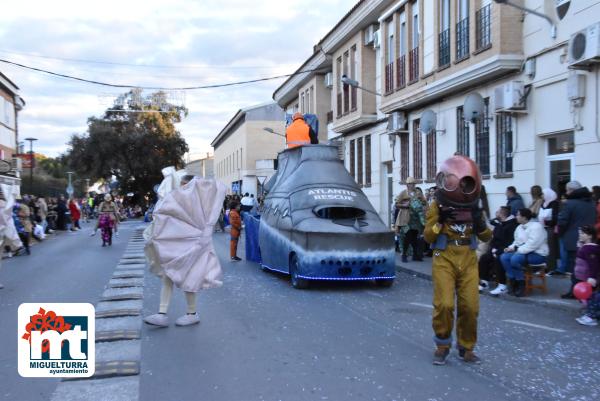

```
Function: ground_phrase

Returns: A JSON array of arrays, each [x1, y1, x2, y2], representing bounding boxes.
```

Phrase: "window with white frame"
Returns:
[[412, 0, 419, 50]]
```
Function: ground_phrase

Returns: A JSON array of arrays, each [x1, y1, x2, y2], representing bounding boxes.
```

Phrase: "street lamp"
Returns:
[[24, 137, 37, 194], [493, 0, 556, 39], [263, 127, 286, 137], [341, 75, 383, 97], [66, 171, 74, 197]]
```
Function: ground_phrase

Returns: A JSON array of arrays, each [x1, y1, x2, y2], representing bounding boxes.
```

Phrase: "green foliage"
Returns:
[[38, 155, 69, 179], [66, 90, 189, 197]]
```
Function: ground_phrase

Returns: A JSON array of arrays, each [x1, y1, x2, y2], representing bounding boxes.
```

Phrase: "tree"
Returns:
[[66, 89, 189, 199]]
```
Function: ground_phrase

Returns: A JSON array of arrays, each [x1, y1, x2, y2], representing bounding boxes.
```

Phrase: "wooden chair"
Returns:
[[524, 263, 547, 295]]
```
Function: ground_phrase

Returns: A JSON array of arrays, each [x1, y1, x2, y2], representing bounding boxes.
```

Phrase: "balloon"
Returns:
[[573, 282, 593, 301]]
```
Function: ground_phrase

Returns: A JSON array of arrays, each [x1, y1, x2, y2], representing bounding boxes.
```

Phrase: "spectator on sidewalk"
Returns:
[[479, 206, 518, 295], [539, 188, 560, 271], [15, 199, 32, 255], [506, 186, 525, 217], [56, 196, 68, 230], [500, 208, 548, 297], [46, 198, 58, 233], [552, 181, 597, 276], [528, 185, 544, 219], [395, 177, 424, 263], [240, 193, 253, 214], [561, 225, 600, 299], [36, 197, 48, 234], [593, 186, 600, 242]]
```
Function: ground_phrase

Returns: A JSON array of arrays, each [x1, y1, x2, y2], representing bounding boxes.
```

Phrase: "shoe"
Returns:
[[175, 313, 200, 326], [547, 271, 566, 277], [433, 347, 450, 365], [513, 280, 526, 297], [25, 248, 31, 255], [90, 232, 96, 237], [231, 256, 242, 262], [144, 313, 169, 327], [507, 280, 516, 295], [459, 348, 482, 364], [6, 251, 12, 258], [576, 315, 598, 326], [479, 280, 489, 292], [560, 292, 575, 299], [0, 282, 4, 289], [490, 283, 508, 296], [401, 255, 408, 263], [115, 232, 119, 237]]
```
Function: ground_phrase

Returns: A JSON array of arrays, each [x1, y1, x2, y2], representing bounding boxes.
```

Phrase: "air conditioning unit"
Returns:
[[567, 71, 586, 101], [494, 81, 526, 111], [324, 72, 334, 89], [11, 157, 22, 172], [373, 30, 381, 49], [568, 22, 600, 67], [364, 24, 378, 46], [387, 111, 407, 131]]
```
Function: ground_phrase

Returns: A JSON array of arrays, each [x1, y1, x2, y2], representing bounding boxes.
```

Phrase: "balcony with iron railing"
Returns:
[[476, 4, 491, 52], [456, 17, 470, 61], [380, 2, 524, 115], [438, 29, 450, 68], [385, 61, 394, 94], [396, 55, 406, 89], [408, 47, 419, 83]]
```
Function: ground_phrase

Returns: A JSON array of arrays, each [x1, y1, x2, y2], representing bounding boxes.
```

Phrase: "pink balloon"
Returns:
[[573, 282, 593, 301]]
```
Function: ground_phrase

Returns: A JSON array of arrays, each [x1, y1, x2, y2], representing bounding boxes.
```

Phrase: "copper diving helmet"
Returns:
[[435, 155, 482, 207]]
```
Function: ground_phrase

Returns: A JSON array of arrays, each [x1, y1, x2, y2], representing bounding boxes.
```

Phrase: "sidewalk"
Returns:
[[395, 252, 584, 312]]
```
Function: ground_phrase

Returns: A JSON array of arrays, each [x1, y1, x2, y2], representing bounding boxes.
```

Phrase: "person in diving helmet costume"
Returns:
[[424, 155, 492, 365]]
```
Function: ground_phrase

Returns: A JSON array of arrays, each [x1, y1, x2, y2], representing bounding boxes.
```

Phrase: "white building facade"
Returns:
[[212, 103, 285, 196], [274, 0, 600, 223]]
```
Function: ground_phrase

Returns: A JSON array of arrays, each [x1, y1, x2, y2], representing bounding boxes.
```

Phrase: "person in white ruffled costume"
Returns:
[[0, 184, 23, 289], [144, 169, 226, 327]]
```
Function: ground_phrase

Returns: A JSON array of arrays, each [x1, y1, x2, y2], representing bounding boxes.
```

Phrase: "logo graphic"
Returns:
[[18, 303, 95, 378]]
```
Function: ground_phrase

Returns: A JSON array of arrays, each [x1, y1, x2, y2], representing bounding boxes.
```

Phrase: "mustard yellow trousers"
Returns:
[[432, 244, 479, 351]]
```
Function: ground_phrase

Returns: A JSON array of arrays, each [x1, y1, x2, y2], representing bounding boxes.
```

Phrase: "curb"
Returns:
[[395, 263, 582, 313]]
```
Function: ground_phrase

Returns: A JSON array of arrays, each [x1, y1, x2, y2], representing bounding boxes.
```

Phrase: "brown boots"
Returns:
[[433, 346, 482, 365]]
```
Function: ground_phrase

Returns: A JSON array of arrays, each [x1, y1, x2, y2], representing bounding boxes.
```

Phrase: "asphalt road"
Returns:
[[139, 232, 600, 401], [2, 225, 599, 401], [0, 220, 136, 401]]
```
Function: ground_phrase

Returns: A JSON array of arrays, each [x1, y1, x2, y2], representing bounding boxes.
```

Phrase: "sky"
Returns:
[[0, 0, 352, 159]]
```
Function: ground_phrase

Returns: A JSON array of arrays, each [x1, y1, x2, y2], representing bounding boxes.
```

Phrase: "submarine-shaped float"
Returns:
[[254, 144, 396, 289]]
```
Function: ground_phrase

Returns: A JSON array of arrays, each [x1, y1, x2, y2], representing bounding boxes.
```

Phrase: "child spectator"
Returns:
[[229, 200, 242, 262], [574, 225, 600, 325]]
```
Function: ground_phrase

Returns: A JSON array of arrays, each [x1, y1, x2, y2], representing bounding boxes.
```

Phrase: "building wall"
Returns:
[[298, 75, 331, 142], [0, 89, 16, 159], [214, 118, 284, 195], [185, 157, 214, 178]]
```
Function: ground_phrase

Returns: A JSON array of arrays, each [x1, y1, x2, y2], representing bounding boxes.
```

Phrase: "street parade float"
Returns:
[[245, 144, 396, 289]]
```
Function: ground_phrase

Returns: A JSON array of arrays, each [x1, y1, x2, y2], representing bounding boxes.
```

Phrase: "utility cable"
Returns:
[[0, 57, 325, 90], [0, 49, 290, 70]]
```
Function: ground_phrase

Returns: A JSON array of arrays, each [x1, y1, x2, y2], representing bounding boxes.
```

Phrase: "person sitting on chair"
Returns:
[[499, 208, 549, 297]]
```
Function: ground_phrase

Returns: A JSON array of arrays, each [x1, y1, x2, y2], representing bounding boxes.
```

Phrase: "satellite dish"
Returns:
[[463, 93, 485, 123], [420, 109, 437, 134]]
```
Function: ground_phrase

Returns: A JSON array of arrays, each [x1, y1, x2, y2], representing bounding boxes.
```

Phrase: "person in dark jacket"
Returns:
[[56, 196, 68, 231], [479, 206, 519, 295], [505, 186, 525, 217], [552, 181, 597, 276]]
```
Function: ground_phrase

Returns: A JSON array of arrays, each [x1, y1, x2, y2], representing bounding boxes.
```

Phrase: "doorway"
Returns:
[[382, 162, 393, 227], [546, 132, 574, 199]]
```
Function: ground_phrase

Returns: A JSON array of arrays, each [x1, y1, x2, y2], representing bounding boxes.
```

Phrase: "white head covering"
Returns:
[[542, 187, 557, 208]]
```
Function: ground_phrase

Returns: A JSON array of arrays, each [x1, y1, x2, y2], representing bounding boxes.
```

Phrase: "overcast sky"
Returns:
[[0, 0, 351, 158]]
